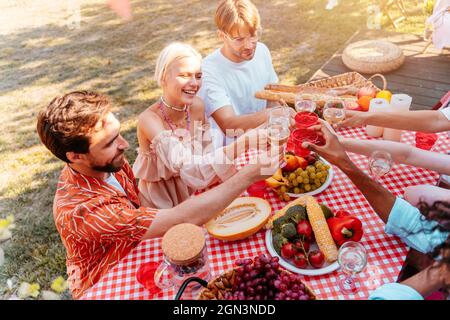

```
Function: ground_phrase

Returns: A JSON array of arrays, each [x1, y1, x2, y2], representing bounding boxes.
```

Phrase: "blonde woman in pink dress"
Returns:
[[133, 43, 266, 209]]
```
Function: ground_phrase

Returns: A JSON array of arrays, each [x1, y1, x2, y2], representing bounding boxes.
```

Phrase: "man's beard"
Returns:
[[92, 162, 123, 173], [92, 154, 124, 172]]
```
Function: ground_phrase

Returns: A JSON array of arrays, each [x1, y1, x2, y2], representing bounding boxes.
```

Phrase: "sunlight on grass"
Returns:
[[0, 0, 430, 299]]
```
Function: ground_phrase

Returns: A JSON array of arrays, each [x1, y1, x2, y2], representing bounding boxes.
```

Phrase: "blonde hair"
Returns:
[[215, 0, 261, 36], [154, 42, 202, 86]]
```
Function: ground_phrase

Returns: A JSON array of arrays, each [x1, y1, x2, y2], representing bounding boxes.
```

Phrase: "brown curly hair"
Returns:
[[36, 91, 111, 163], [417, 200, 450, 265]]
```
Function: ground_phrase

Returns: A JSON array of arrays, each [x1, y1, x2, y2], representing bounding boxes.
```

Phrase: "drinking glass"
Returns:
[[295, 95, 316, 113], [294, 111, 319, 129], [246, 180, 268, 199], [337, 241, 368, 294], [322, 99, 345, 126], [368, 150, 393, 180], [291, 128, 320, 157], [268, 107, 290, 166], [154, 245, 211, 299], [136, 262, 161, 295]]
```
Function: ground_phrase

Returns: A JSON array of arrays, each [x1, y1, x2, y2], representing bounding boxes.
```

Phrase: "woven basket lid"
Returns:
[[342, 40, 405, 74], [162, 223, 205, 264]]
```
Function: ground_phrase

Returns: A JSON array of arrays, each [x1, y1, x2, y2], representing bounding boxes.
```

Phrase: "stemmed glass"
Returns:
[[268, 106, 290, 167], [295, 94, 316, 113], [368, 150, 393, 180], [337, 241, 368, 295], [322, 99, 345, 126]]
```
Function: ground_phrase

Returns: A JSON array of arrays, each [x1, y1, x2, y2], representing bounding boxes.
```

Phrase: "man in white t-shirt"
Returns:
[[198, 0, 294, 148]]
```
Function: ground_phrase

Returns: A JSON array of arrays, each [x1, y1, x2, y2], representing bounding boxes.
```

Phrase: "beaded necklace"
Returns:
[[159, 98, 191, 133]]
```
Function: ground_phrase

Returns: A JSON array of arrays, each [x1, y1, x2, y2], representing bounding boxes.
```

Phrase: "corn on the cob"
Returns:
[[306, 196, 338, 262]]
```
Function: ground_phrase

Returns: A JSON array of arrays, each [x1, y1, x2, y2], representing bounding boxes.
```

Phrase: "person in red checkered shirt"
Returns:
[[36, 91, 280, 299]]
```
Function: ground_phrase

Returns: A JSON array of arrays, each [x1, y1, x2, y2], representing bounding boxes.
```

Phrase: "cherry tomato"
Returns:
[[281, 243, 296, 259], [296, 220, 313, 238], [308, 250, 325, 268]]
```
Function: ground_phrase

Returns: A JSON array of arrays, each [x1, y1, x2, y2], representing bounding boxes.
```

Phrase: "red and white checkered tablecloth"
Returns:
[[81, 127, 449, 300]]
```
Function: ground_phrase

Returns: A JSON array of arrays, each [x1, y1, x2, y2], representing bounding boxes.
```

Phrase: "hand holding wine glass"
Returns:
[[295, 94, 317, 113], [322, 99, 346, 126], [268, 106, 290, 167]]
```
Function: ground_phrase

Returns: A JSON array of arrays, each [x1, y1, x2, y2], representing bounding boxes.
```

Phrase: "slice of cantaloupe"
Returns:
[[205, 197, 272, 241]]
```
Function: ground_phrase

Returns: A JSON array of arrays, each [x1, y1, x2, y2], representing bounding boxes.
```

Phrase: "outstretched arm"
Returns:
[[212, 105, 296, 137], [341, 138, 450, 175], [338, 110, 450, 133], [303, 121, 396, 223], [143, 150, 281, 238], [212, 105, 269, 135]]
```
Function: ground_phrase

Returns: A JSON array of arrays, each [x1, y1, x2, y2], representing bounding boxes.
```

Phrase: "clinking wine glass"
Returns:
[[368, 150, 393, 180], [337, 241, 367, 295], [322, 99, 345, 126], [295, 95, 317, 113], [268, 107, 290, 167]]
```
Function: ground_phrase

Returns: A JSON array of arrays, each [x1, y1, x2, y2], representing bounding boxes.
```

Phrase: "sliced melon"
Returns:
[[205, 197, 272, 241]]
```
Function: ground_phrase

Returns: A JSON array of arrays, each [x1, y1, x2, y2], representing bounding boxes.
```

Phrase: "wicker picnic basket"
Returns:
[[175, 269, 317, 300], [257, 72, 387, 107]]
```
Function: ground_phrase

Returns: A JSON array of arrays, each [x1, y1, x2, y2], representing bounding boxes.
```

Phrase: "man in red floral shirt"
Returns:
[[37, 91, 278, 299]]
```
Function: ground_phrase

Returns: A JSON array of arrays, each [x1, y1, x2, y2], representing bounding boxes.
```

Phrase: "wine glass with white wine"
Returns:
[[295, 94, 316, 113], [368, 150, 393, 180], [268, 107, 290, 166], [322, 99, 345, 126], [337, 241, 368, 295]]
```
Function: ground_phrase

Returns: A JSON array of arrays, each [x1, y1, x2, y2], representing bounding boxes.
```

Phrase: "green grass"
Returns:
[[0, 0, 427, 299]]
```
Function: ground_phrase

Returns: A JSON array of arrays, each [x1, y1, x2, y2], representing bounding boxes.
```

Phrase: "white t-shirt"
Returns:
[[104, 173, 126, 195], [198, 42, 278, 148]]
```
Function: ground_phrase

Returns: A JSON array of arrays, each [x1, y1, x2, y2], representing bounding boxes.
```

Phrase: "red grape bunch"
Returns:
[[223, 254, 312, 300]]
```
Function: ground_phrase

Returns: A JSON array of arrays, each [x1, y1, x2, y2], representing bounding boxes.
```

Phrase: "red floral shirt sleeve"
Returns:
[[60, 196, 157, 243]]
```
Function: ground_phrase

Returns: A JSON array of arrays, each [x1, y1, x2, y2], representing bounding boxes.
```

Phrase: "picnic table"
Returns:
[[80, 126, 449, 300]]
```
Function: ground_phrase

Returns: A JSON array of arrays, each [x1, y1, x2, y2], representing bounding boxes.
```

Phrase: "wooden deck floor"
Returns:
[[308, 30, 450, 110]]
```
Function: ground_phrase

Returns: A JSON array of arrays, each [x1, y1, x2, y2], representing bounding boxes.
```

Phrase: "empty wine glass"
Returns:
[[295, 95, 316, 113], [368, 150, 393, 180], [337, 241, 368, 295], [322, 99, 345, 126], [268, 107, 290, 166]]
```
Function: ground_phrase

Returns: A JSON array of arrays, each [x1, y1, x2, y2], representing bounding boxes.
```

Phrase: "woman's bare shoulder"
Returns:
[[138, 103, 165, 138]]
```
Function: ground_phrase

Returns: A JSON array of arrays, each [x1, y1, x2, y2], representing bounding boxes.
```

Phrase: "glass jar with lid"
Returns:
[[154, 223, 211, 299]]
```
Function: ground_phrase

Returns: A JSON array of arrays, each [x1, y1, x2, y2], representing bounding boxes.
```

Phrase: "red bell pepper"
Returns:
[[327, 213, 363, 246], [334, 210, 351, 218]]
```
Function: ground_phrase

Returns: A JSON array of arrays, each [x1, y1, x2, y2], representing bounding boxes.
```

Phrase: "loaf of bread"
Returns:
[[265, 83, 360, 95], [255, 90, 357, 107], [255, 90, 296, 105]]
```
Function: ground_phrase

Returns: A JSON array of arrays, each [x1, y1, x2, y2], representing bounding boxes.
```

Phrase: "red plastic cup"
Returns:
[[286, 137, 295, 154], [246, 180, 267, 198], [294, 111, 319, 129], [316, 135, 326, 146], [136, 262, 161, 295], [415, 132, 438, 150], [291, 129, 320, 157]]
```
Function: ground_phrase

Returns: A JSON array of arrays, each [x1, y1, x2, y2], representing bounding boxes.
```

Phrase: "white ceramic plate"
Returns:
[[286, 157, 334, 197], [265, 229, 339, 276]]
